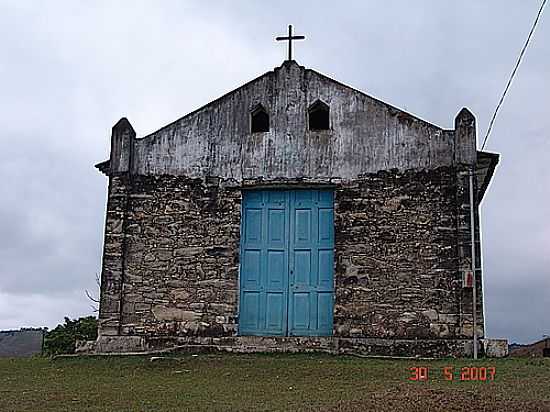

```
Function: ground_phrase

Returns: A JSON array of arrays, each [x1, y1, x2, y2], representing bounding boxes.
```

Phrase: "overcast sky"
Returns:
[[0, 1, 548, 344]]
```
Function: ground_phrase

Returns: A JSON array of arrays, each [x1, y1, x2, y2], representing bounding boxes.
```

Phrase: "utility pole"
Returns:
[[469, 167, 478, 359]]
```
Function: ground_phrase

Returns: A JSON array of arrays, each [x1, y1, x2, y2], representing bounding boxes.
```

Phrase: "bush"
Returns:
[[43, 316, 98, 355]]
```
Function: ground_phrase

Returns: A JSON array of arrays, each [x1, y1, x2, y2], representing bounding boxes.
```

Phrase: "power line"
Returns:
[[481, 0, 547, 150]]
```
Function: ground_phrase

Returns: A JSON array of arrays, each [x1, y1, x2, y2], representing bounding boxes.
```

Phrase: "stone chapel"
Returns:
[[94, 56, 498, 357]]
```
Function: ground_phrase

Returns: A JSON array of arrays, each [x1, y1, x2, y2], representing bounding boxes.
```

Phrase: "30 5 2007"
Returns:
[[408, 366, 496, 381]]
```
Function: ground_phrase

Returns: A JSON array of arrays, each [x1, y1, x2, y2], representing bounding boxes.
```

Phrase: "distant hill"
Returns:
[[0, 329, 45, 357], [509, 338, 550, 357]]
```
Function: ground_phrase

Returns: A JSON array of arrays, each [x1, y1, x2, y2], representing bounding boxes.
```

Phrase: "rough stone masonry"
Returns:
[[94, 60, 499, 357]]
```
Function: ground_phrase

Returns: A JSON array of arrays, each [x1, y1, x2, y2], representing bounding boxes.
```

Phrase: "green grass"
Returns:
[[1, 354, 549, 411]]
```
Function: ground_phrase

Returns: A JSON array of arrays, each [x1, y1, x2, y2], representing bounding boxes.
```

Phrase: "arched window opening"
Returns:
[[308, 100, 330, 131], [251, 105, 269, 133]]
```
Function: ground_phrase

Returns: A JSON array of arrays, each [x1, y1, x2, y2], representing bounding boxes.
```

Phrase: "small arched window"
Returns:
[[251, 105, 269, 133], [308, 100, 330, 131]]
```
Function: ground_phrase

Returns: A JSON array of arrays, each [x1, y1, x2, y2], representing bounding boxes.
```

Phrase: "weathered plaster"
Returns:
[[107, 61, 476, 181]]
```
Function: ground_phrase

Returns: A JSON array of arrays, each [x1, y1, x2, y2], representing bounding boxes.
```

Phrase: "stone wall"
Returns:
[[98, 175, 130, 335], [120, 176, 241, 338], [98, 174, 242, 338], [98, 166, 483, 346], [334, 166, 483, 340]]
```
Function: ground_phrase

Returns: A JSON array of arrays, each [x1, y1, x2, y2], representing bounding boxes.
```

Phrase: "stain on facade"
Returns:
[[95, 60, 499, 357]]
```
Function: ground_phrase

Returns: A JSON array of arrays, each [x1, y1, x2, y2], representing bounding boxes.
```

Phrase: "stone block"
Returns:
[[430, 323, 451, 338], [483, 338, 508, 358], [95, 336, 144, 353], [422, 309, 438, 322], [135, 303, 152, 311], [174, 247, 203, 257], [151, 306, 201, 322], [171, 288, 191, 301], [438, 313, 459, 324]]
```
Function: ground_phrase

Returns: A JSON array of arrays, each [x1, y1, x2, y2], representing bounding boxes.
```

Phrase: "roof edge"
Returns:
[[306, 67, 445, 130], [476, 150, 500, 203], [138, 68, 275, 141], [138, 60, 453, 141], [95, 160, 110, 176]]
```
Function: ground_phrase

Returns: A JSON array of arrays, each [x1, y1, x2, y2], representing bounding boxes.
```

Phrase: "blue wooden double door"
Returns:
[[239, 189, 334, 336]]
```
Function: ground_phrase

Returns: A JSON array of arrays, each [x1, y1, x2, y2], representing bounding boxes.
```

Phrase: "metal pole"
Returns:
[[469, 167, 478, 359]]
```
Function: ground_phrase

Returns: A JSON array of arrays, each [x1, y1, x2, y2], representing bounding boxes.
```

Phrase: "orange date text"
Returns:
[[409, 366, 496, 381]]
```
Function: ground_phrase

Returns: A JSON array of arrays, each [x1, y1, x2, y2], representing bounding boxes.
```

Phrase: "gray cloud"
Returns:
[[0, 0, 548, 343]]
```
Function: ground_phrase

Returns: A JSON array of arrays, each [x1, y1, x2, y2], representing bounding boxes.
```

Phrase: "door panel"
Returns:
[[239, 190, 289, 336], [239, 189, 333, 336], [318, 249, 334, 287], [288, 190, 334, 336]]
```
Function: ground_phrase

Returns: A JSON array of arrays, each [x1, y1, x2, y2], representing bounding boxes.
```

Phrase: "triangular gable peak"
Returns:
[[100, 60, 479, 182]]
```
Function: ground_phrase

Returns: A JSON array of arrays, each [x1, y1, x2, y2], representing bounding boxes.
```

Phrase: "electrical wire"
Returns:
[[481, 0, 547, 150]]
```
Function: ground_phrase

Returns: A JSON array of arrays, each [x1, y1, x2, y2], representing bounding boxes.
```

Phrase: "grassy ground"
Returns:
[[0, 353, 549, 411]]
